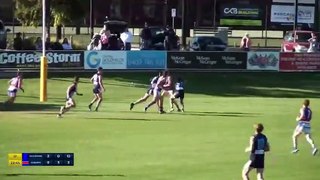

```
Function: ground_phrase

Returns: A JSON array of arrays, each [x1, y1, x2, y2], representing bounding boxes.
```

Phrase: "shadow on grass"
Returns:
[[3, 173, 125, 177], [87, 117, 172, 122], [0, 103, 60, 112], [108, 72, 320, 98]]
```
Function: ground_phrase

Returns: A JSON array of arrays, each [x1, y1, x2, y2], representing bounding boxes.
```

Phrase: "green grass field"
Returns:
[[0, 72, 319, 180]]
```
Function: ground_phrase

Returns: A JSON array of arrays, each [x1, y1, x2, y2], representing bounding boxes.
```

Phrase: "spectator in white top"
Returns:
[[87, 33, 102, 50], [62, 38, 73, 50], [120, 28, 133, 50], [307, 33, 318, 53], [240, 33, 252, 51]]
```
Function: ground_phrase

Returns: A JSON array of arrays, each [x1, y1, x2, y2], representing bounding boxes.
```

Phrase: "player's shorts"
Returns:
[[250, 154, 265, 169], [162, 89, 174, 97], [153, 88, 161, 98], [93, 85, 102, 94], [7, 89, 17, 97], [295, 121, 311, 134], [174, 90, 184, 99], [66, 97, 74, 104], [147, 88, 154, 95]]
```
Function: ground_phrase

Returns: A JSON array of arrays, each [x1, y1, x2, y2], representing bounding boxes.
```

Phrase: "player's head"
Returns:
[[162, 70, 169, 77], [254, 123, 264, 134], [16, 71, 22, 78], [74, 76, 80, 84], [157, 71, 162, 77], [303, 99, 310, 107], [97, 67, 103, 74]]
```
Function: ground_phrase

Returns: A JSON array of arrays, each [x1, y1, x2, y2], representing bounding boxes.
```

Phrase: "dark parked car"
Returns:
[[189, 36, 227, 51], [103, 20, 128, 50], [143, 26, 180, 50], [0, 20, 10, 49]]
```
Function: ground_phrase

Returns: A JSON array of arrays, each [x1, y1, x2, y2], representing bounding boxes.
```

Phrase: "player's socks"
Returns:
[[88, 104, 93, 111], [312, 148, 318, 156], [144, 106, 148, 112], [130, 103, 134, 110], [292, 149, 299, 154]]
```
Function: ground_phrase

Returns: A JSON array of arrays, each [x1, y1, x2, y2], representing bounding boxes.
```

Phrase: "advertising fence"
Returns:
[[84, 51, 127, 69], [1, 50, 320, 72], [127, 51, 166, 69], [279, 53, 320, 72], [0, 51, 84, 69], [247, 52, 279, 71], [167, 52, 247, 70]]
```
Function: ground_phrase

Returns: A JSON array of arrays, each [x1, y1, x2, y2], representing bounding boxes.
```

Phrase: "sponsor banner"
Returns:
[[280, 53, 320, 72], [247, 52, 280, 71], [221, 5, 261, 18], [271, 5, 315, 24], [0, 51, 84, 68], [84, 51, 127, 69], [220, 4, 262, 26], [127, 51, 166, 69], [167, 52, 247, 70]]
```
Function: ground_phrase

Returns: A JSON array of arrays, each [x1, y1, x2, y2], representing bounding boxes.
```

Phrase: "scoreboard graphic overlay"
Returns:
[[8, 153, 74, 166]]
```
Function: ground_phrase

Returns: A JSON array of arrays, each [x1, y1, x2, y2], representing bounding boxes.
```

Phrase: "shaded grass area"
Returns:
[[104, 72, 320, 98]]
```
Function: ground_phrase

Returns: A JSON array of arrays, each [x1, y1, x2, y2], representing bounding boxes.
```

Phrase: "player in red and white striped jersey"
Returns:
[[5, 71, 24, 104]]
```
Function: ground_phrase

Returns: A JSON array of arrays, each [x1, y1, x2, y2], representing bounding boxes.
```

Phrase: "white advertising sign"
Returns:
[[271, 5, 315, 24], [171, 8, 176, 17], [84, 51, 127, 69], [272, 0, 315, 4]]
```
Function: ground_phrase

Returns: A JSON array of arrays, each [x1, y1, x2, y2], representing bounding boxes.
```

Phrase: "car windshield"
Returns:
[[198, 37, 223, 45], [150, 28, 165, 36], [296, 33, 312, 42]]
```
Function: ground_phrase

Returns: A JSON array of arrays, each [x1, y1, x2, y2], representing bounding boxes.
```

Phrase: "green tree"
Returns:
[[15, 0, 86, 39]]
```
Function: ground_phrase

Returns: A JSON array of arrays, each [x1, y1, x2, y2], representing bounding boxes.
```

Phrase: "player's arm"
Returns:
[[265, 142, 270, 152], [66, 85, 73, 99], [245, 136, 254, 152], [18, 79, 24, 92], [163, 77, 172, 88], [90, 75, 94, 83], [99, 77, 105, 91], [76, 87, 83, 96], [296, 108, 304, 121]]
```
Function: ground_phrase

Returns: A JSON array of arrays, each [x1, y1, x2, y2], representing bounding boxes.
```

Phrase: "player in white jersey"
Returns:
[[292, 99, 318, 155], [5, 72, 24, 104], [144, 70, 168, 114], [57, 76, 83, 118], [130, 72, 161, 110], [88, 67, 105, 111]]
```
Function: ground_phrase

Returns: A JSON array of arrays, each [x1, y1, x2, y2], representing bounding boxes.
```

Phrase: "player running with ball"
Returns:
[[292, 99, 318, 155], [57, 76, 83, 118]]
